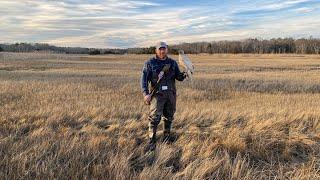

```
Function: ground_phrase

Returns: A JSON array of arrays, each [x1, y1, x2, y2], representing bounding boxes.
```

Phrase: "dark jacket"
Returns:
[[140, 56, 185, 96]]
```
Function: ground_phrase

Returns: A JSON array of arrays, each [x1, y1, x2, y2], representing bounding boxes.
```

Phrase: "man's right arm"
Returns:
[[173, 60, 186, 81], [140, 61, 150, 96]]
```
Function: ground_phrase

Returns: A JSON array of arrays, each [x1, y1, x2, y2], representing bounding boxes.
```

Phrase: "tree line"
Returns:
[[0, 43, 126, 55], [1, 37, 319, 55]]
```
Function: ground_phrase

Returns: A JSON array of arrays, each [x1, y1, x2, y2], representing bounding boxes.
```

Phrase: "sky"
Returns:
[[1, 0, 320, 48]]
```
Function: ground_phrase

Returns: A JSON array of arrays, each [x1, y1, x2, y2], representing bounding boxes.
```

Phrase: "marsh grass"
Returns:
[[0, 53, 319, 179]]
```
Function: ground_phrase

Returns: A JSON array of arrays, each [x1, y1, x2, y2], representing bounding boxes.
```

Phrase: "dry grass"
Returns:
[[0, 53, 319, 179]]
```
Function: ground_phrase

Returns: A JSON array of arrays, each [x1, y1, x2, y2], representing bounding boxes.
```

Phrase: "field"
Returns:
[[0, 52, 319, 179]]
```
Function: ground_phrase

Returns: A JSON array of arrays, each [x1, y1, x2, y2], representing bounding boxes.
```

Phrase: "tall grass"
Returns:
[[0, 53, 319, 179]]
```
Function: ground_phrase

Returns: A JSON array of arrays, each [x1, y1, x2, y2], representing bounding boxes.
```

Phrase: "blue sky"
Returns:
[[1, 0, 320, 48]]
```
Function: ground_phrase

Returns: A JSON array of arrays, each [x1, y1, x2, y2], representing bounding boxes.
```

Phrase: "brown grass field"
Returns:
[[0, 52, 319, 179]]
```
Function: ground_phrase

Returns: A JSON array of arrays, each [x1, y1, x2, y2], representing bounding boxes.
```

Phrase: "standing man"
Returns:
[[140, 42, 186, 151]]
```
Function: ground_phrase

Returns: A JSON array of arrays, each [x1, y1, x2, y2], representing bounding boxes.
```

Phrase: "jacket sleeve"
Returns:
[[141, 61, 150, 96], [174, 61, 185, 81]]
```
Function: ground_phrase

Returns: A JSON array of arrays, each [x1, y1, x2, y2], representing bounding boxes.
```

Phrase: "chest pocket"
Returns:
[[164, 60, 176, 79], [164, 65, 175, 80]]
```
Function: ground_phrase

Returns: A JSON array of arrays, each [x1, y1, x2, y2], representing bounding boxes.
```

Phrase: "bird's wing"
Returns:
[[178, 52, 194, 80], [178, 53, 187, 70], [182, 54, 194, 73]]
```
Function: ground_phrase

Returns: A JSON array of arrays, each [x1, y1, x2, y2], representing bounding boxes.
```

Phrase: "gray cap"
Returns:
[[156, 41, 168, 49]]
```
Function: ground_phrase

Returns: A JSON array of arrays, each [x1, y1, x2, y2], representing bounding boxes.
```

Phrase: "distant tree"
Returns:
[[169, 48, 179, 55], [89, 49, 101, 55], [148, 46, 156, 54], [0, 46, 3, 52]]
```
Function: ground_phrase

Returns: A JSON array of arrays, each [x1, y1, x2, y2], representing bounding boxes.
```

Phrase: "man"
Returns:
[[140, 41, 186, 151]]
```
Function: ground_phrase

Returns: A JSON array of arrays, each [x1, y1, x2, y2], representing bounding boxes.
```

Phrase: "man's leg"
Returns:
[[162, 91, 176, 140], [148, 93, 166, 143]]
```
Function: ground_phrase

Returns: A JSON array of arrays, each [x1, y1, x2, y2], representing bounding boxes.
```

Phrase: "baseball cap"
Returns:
[[156, 41, 168, 49]]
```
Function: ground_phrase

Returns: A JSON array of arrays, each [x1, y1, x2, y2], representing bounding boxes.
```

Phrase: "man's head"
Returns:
[[155, 41, 168, 60]]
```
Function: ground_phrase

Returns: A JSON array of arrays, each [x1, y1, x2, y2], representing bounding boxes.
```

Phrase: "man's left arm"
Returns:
[[174, 61, 186, 81]]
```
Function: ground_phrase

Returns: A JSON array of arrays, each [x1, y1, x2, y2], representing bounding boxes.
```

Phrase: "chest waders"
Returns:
[[147, 63, 177, 145]]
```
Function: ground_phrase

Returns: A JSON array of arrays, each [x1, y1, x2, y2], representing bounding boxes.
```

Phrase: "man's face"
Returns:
[[156, 47, 168, 59]]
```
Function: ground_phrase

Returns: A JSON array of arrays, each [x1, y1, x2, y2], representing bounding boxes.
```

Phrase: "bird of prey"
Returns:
[[178, 50, 194, 81]]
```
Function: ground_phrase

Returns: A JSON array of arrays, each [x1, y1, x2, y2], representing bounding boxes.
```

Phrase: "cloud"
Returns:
[[0, 0, 319, 48], [259, 0, 312, 11], [294, 7, 315, 13]]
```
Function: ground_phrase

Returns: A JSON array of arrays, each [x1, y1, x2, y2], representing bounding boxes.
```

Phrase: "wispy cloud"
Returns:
[[0, 0, 319, 48]]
